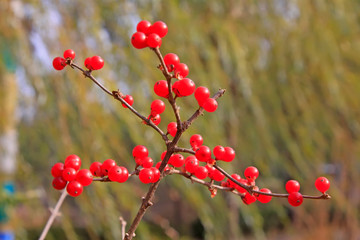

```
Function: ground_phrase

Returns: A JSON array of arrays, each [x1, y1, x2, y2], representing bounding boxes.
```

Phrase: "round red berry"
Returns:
[[203, 98, 218, 112], [51, 162, 65, 178], [174, 63, 189, 79], [194, 166, 208, 180], [141, 157, 154, 168], [84, 57, 93, 70], [194, 87, 210, 106], [90, 56, 104, 70], [151, 167, 161, 182], [244, 166, 259, 182], [139, 168, 154, 184], [63, 49, 75, 60], [169, 154, 185, 168], [150, 114, 161, 125], [164, 53, 180, 72], [66, 180, 83, 197], [136, 20, 152, 34], [64, 155, 81, 171], [147, 33, 162, 48], [75, 169, 93, 186], [89, 162, 103, 177], [190, 134, 203, 149], [132, 145, 148, 159], [108, 166, 129, 183], [131, 32, 147, 49], [213, 146, 225, 160], [228, 174, 242, 188], [53, 57, 66, 70], [154, 80, 170, 98], [167, 122, 177, 137], [223, 147, 235, 162], [288, 192, 303, 207], [208, 167, 225, 181], [184, 156, 199, 173], [122, 95, 134, 108], [149, 21, 168, 38], [195, 145, 212, 162], [257, 188, 272, 203], [315, 177, 330, 193], [52, 176, 67, 190], [62, 167, 77, 181], [151, 99, 166, 115], [101, 159, 116, 175], [242, 192, 257, 205], [285, 180, 300, 193], [177, 78, 196, 96]]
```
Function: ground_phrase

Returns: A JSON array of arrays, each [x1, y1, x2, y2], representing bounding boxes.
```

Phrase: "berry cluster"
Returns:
[[89, 159, 129, 183], [132, 145, 161, 184], [131, 20, 168, 49], [53, 49, 104, 71], [51, 155, 92, 197], [147, 99, 166, 125]]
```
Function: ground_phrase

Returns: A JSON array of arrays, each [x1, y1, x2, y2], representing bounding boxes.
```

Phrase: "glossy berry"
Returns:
[[89, 162, 103, 177], [164, 53, 180, 72], [62, 168, 77, 181], [122, 95, 134, 108], [190, 134, 203, 148], [131, 32, 147, 49], [64, 155, 81, 171], [151, 167, 161, 182], [208, 167, 225, 181], [75, 169, 93, 186], [63, 49, 75, 60], [132, 145, 149, 159], [136, 20, 152, 34], [194, 166, 208, 180], [177, 78, 196, 96], [213, 146, 225, 160], [242, 192, 257, 205], [147, 33, 162, 48], [288, 192, 303, 207], [257, 188, 272, 203], [90, 56, 104, 70], [315, 177, 330, 193], [66, 180, 83, 197], [150, 114, 161, 125], [84, 57, 92, 70], [174, 63, 189, 79], [101, 159, 116, 175], [52, 176, 67, 190], [167, 122, 177, 137], [184, 156, 199, 173], [149, 21, 168, 38], [139, 168, 154, 184], [195, 145, 212, 162], [53, 57, 66, 70], [151, 99, 166, 115], [228, 174, 242, 188], [202, 98, 218, 112], [223, 147, 235, 162], [172, 81, 183, 97], [154, 80, 169, 98], [285, 180, 300, 193], [108, 166, 129, 183], [169, 154, 185, 168], [194, 87, 210, 106], [51, 162, 65, 178], [244, 166, 259, 182], [141, 157, 154, 168], [235, 178, 249, 193]]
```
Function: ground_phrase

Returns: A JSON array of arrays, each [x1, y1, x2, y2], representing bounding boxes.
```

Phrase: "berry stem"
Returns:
[[39, 190, 68, 240]]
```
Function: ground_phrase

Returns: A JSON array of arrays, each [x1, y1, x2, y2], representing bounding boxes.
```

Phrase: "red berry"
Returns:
[[194, 166, 208, 179], [151, 99, 166, 115], [285, 180, 300, 193], [228, 174, 242, 188], [147, 33, 162, 48], [169, 154, 185, 168], [84, 57, 93, 70], [257, 188, 272, 203], [53, 57, 66, 70], [208, 166, 225, 181], [172, 81, 183, 97], [139, 168, 154, 184], [167, 122, 178, 137], [89, 162, 103, 177], [52, 176, 67, 190], [108, 166, 129, 183], [194, 87, 210, 106], [136, 20, 152, 34], [75, 169, 93, 186], [242, 192, 257, 205], [223, 147, 235, 162], [101, 159, 116, 175], [154, 80, 170, 98], [63, 49, 75, 60], [66, 180, 83, 197], [184, 156, 199, 173], [213, 146, 226, 160], [132, 145, 149, 158], [164, 53, 180, 72], [149, 21, 168, 38], [177, 78, 196, 96], [190, 134, 203, 149], [62, 167, 77, 181], [315, 177, 330, 193], [203, 98, 218, 112], [64, 155, 81, 171], [141, 157, 154, 168], [288, 192, 303, 207], [131, 32, 147, 49], [151, 167, 161, 182], [51, 162, 65, 177], [174, 63, 189, 79], [150, 114, 161, 125], [244, 166, 259, 182], [195, 145, 212, 162], [122, 95, 134, 108], [90, 56, 104, 70]]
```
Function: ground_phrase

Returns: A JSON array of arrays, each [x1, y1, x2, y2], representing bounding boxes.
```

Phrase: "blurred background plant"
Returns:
[[0, 0, 359, 239]]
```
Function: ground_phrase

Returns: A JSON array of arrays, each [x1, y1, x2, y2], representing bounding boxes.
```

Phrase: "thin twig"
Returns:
[[39, 190, 67, 240], [119, 217, 127, 239]]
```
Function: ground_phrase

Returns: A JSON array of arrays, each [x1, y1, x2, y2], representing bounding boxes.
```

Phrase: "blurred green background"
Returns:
[[0, 0, 359, 239]]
